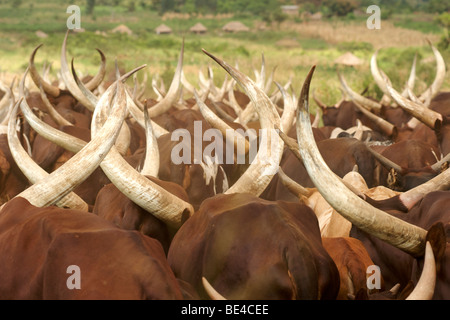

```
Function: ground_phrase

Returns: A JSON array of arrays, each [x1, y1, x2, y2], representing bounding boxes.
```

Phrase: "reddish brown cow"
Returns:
[[168, 193, 340, 300], [286, 64, 448, 301], [262, 137, 379, 202], [370, 139, 444, 191], [93, 175, 191, 254], [0, 134, 29, 203], [0, 197, 184, 300], [317, 99, 401, 141], [351, 191, 449, 300], [155, 110, 230, 210], [430, 95, 450, 155], [322, 237, 384, 300]]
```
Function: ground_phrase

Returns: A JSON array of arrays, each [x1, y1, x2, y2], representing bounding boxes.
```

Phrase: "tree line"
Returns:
[[98, 0, 450, 16], [9, 0, 449, 17]]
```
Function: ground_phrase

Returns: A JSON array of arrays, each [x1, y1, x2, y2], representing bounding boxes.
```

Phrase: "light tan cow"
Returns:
[[278, 167, 400, 237]]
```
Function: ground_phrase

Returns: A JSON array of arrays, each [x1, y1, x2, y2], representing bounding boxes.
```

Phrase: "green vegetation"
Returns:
[[436, 12, 450, 50], [0, 0, 448, 107]]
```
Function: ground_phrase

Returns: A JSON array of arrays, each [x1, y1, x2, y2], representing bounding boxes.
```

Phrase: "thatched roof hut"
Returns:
[[334, 52, 363, 66], [190, 22, 207, 34], [222, 21, 249, 33], [310, 12, 323, 20], [155, 24, 172, 35], [35, 30, 48, 38], [111, 24, 133, 35]]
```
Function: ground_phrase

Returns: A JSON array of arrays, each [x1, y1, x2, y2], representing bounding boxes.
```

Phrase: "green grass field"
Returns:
[[0, 1, 448, 107]]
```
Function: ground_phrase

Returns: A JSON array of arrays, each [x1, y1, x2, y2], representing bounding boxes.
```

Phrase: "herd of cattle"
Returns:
[[0, 31, 448, 300]]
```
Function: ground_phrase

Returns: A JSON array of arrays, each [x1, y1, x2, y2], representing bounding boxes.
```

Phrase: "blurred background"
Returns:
[[0, 0, 449, 105]]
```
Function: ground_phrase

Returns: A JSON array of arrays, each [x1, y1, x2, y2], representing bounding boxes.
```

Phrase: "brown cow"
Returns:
[[168, 193, 340, 300], [293, 65, 449, 300], [93, 175, 191, 254], [167, 51, 340, 300], [351, 191, 450, 299], [0, 197, 184, 300], [0, 134, 29, 203], [369, 139, 444, 191], [263, 137, 380, 202], [322, 237, 384, 300]]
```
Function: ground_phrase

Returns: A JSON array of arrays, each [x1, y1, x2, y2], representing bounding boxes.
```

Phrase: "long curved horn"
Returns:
[[29, 44, 61, 97], [126, 93, 169, 138], [23, 96, 193, 228], [8, 98, 88, 211], [399, 167, 450, 210], [22, 69, 194, 229], [265, 65, 277, 94], [181, 70, 196, 95], [72, 58, 148, 110], [0, 79, 16, 126], [195, 89, 250, 155], [60, 31, 96, 111], [226, 82, 244, 118], [277, 166, 313, 198], [312, 89, 328, 110], [401, 53, 417, 98], [418, 40, 446, 102], [277, 129, 368, 200], [352, 100, 397, 138], [338, 72, 382, 111], [295, 65, 427, 257], [147, 40, 184, 118], [312, 107, 321, 128], [257, 53, 266, 90], [19, 67, 86, 153], [430, 152, 450, 172], [152, 74, 165, 102], [370, 50, 391, 99], [202, 277, 227, 300], [406, 242, 436, 300], [385, 79, 443, 130], [275, 81, 296, 134], [14, 79, 127, 208], [71, 58, 100, 107], [84, 48, 106, 91], [39, 83, 73, 127], [139, 105, 160, 177], [365, 145, 404, 174], [203, 49, 284, 197], [20, 90, 86, 152]]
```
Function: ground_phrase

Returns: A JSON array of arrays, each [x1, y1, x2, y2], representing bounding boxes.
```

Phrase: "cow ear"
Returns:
[[425, 222, 446, 273]]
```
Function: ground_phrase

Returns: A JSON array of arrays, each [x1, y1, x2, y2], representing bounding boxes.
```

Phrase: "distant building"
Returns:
[[190, 22, 207, 34], [222, 21, 250, 33], [112, 24, 133, 35], [35, 30, 48, 38], [310, 12, 323, 20], [155, 24, 172, 35], [334, 52, 363, 67], [281, 5, 299, 16]]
